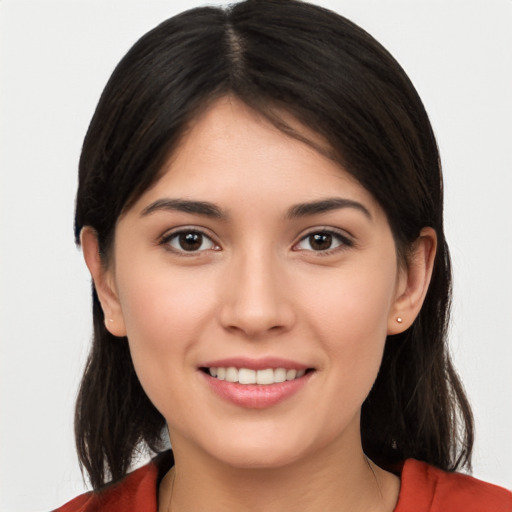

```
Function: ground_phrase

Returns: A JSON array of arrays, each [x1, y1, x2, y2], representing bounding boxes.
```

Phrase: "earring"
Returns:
[[396, 317, 403, 324], [108, 318, 114, 323]]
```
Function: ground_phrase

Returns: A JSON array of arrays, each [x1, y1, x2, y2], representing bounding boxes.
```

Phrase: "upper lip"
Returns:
[[199, 357, 311, 371]]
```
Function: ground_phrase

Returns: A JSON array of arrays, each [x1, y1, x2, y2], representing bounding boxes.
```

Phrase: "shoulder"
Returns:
[[52, 463, 158, 512], [53, 451, 174, 512], [395, 459, 512, 512]]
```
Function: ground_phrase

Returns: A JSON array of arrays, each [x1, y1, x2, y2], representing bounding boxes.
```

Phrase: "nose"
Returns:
[[218, 250, 296, 338]]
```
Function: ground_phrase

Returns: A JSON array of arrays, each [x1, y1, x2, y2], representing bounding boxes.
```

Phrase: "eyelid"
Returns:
[[293, 227, 354, 253], [158, 226, 221, 255]]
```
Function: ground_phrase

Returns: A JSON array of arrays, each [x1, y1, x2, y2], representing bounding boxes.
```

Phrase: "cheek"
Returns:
[[119, 263, 215, 343], [115, 263, 216, 404], [301, 262, 397, 386], [305, 264, 396, 341]]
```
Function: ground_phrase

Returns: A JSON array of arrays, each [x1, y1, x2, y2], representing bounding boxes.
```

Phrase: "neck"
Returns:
[[159, 429, 400, 512]]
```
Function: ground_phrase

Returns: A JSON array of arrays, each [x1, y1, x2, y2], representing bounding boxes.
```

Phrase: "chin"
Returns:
[[214, 443, 307, 470], [195, 423, 329, 471]]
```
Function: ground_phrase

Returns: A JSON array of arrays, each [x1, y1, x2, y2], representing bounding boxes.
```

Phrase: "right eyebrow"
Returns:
[[140, 198, 226, 219], [286, 197, 372, 220]]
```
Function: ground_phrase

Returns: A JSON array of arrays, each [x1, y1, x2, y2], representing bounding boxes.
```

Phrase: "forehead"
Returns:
[[130, 97, 379, 216]]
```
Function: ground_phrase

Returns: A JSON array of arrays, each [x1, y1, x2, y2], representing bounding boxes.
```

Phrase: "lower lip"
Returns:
[[201, 371, 312, 409]]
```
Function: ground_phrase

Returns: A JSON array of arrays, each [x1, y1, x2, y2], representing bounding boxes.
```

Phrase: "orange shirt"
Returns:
[[394, 459, 512, 512], [54, 453, 512, 512]]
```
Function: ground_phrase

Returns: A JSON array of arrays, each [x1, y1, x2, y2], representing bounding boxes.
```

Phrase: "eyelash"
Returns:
[[293, 229, 354, 256], [159, 228, 219, 256], [158, 227, 354, 256]]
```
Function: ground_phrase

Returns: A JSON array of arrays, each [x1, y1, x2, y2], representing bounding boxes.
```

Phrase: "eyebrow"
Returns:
[[140, 196, 371, 221], [286, 198, 372, 220], [141, 198, 226, 219]]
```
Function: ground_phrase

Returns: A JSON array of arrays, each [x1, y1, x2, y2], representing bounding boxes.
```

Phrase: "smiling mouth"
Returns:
[[201, 367, 313, 385]]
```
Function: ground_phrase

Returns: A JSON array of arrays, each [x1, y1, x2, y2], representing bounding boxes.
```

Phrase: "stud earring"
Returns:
[[396, 317, 403, 324], [108, 318, 114, 323]]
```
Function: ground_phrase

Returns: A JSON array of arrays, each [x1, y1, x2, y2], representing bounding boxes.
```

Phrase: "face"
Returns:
[[104, 98, 408, 469]]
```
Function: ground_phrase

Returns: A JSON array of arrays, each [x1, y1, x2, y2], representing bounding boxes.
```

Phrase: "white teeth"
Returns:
[[256, 368, 274, 385], [225, 367, 238, 383], [286, 369, 297, 380], [207, 367, 308, 385], [274, 368, 287, 383], [239, 368, 256, 384]]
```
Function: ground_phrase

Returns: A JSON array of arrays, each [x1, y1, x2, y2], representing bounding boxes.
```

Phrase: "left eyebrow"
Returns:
[[286, 197, 372, 220], [140, 198, 226, 219]]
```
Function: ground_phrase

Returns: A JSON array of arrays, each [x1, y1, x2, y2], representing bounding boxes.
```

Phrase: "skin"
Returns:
[[82, 97, 436, 511]]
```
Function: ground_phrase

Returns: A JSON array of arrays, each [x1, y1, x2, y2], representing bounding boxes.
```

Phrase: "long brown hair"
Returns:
[[74, 0, 473, 490]]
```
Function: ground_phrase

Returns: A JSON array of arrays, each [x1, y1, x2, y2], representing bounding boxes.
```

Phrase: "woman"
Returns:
[[55, 0, 512, 510]]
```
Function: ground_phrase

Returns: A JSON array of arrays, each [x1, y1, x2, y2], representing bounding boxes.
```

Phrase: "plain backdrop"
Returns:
[[1, 1, 511, 510]]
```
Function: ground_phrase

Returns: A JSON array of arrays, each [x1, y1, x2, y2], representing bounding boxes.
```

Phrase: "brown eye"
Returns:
[[309, 233, 333, 251], [179, 232, 203, 251], [164, 230, 217, 253], [295, 230, 351, 253]]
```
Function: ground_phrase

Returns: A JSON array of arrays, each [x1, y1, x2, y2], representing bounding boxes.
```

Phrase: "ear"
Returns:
[[80, 227, 127, 337], [387, 227, 437, 335]]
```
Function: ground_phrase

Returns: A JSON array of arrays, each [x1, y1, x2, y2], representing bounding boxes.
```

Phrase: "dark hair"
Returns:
[[74, 0, 473, 490]]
